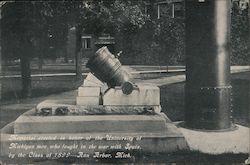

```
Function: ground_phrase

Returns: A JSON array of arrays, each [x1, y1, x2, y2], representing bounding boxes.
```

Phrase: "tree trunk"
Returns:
[[0, 6, 2, 100], [20, 54, 32, 98], [63, 24, 69, 63], [0, 13, 2, 100], [63, 45, 68, 63], [75, 25, 82, 80], [149, 0, 156, 20], [248, 1, 250, 63]]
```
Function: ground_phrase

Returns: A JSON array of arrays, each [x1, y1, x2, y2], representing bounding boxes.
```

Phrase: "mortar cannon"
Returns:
[[75, 46, 160, 111], [86, 46, 134, 95]]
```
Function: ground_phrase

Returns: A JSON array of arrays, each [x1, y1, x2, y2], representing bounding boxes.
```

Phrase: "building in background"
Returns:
[[143, 0, 184, 19]]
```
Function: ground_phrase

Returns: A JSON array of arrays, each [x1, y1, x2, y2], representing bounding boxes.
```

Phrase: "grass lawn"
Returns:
[[0, 75, 84, 102], [160, 72, 250, 127]]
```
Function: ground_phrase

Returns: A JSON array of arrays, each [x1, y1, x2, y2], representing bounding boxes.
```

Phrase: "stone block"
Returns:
[[14, 114, 167, 134], [103, 85, 160, 106], [83, 73, 103, 87], [78, 86, 101, 97], [76, 96, 100, 106]]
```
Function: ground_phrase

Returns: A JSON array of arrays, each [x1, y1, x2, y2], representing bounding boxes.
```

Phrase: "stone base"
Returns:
[[0, 109, 188, 157], [177, 122, 249, 154], [14, 113, 167, 134], [1, 122, 188, 157]]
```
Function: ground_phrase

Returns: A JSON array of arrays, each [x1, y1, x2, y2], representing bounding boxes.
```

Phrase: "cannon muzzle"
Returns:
[[86, 46, 132, 89]]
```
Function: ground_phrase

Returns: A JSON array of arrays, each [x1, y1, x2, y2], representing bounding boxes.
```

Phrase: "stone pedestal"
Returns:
[[103, 85, 160, 106], [1, 109, 188, 157]]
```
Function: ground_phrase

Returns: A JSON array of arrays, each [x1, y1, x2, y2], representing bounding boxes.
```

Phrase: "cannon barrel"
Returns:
[[86, 46, 131, 87]]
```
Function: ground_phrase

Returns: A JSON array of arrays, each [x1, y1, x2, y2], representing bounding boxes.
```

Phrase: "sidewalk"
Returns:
[[1, 65, 249, 78]]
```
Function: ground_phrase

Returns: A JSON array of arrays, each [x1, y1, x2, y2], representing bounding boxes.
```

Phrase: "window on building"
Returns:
[[82, 36, 91, 49], [239, 0, 249, 10], [172, 2, 184, 18]]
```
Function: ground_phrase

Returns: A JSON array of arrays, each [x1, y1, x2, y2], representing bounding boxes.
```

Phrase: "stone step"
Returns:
[[14, 114, 167, 134]]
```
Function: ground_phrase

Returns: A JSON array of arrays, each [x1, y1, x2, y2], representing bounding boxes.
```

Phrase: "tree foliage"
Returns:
[[116, 1, 185, 65], [231, 4, 250, 65], [2, 0, 248, 98], [80, 0, 148, 36]]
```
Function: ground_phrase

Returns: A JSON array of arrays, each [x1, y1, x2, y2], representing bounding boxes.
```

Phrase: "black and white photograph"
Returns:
[[0, 0, 249, 164]]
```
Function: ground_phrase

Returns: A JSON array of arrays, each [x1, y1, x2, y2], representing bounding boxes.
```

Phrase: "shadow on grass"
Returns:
[[0, 75, 84, 103]]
